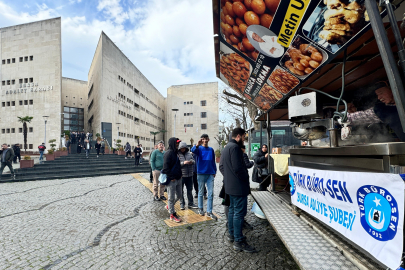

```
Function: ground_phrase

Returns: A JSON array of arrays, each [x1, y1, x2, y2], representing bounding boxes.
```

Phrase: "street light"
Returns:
[[172, 109, 178, 137], [43, 116, 49, 147]]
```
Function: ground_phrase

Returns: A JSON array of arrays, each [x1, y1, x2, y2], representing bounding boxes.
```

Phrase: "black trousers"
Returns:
[[96, 149, 100, 155], [126, 151, 131, 157], [193, 172, 206, 195], [0, 161, 14, 176], [135, 156, 140, 165], [13, 154, 21, 163], [258, 176, 271, 191]]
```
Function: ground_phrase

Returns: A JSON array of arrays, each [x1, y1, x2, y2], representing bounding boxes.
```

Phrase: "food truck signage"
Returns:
[[289, 166, 404, 269], [217, 0, 389, 112]]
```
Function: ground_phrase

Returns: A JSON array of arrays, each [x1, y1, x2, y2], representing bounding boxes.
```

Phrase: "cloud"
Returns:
[[0, 0, 220, 97]]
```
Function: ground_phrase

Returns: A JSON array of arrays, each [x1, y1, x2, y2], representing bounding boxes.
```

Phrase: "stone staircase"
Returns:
[[0, 152, 150, 183]]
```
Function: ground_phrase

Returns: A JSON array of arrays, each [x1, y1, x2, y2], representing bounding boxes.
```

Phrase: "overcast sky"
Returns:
[[0, 0, 224, 97]]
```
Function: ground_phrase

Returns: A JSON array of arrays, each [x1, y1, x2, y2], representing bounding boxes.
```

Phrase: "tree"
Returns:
[[17, 116, 33, 152], [150, 131, 160, 145]]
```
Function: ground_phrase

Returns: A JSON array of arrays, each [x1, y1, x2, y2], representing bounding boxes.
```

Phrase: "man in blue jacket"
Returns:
[[191, 134, 217, 220]]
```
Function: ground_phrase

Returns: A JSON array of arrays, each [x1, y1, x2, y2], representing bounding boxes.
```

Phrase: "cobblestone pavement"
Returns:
[[0, 170, 299, 269]]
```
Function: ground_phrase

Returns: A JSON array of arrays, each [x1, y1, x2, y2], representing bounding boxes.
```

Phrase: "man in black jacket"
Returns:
[[161, 137, 183, 223], [12, 143, 21, 163], [0, 143, 16, 180], [219, 128, 257, 253]]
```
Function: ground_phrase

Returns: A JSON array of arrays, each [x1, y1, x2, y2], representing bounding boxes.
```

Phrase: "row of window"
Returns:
[[117, 110, 160, 130], [184, 124, 207, 129], [118, 75, 163, 113], [2, 56, 33, 65], [1, 127, 33, 133], [183, 100, 207, 106], [2, 78, 34, 86], [183, 112, 207, 118], [2, 100, 33, 107]]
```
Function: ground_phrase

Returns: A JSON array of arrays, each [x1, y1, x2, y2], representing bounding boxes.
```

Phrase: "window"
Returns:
[[6, 102, 10, 106], [11, 101, 15, 106], [2, 81, 5, 86], [19, 100, 23, 105], [11, 128, 15, 133], [11, 80, 15, 85], [24, 100, 28, 105], [7, 80, 10, 85], [201, 100, 207, 106], [29, 127, 33, 132], [19, 79, 23, 84], [1, 102, 5, 107], [6, 128, 10, 133], [29, 78, 33, 83], [1, 60, 5, 64], [30, 56, 33, 61], [184, 102, 186, 105], [24, 78, 28, 83], [1, 129, 4, 133], [184, 113, 186, 116], [19, 57, 23, 62], [19, 128, 22, 133], [201, 124, 207, 130], [12, 58, 15, 63], [201, 112, 207, 118], [187, 102, 189, 104], [29, 100, 33, 105], [7, 59, 10, 64], [24, 56, 28, 61], [29, 144, 33, 149], [190, 101, 193, 104]]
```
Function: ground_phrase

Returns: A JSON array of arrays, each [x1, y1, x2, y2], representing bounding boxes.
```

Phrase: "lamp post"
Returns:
[[59, 113, 65, 148], [172, 109, 179, 137], [43, 116, 49, 147]]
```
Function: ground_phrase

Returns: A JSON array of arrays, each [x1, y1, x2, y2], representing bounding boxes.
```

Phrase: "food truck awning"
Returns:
[[253, 23, 405, 121]]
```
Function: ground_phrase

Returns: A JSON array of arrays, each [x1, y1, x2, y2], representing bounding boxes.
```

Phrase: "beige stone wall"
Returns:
[[61, 77, 87, 108], [166, 82, 220, 150], [0, 18, 62, 151], [87, 32, 166, 152]]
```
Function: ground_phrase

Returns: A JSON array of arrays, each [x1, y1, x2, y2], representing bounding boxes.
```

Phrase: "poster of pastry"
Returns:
[[215, 0, 390, 112], [302, 0, 368, 53]]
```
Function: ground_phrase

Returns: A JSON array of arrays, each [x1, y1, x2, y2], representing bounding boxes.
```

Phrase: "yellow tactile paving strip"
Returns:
[[131, 173, 219, 227]]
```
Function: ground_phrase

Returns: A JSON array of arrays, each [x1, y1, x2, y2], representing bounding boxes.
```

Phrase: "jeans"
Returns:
[[39, 151, 44, 161], [228, 195, 248, 242], [167, 179, 182, 214], [180, 176, 194, 206], [0, 161, 15, 177], [85, 149, 90, 157], [101, 147, 105, 154], [197, 174, 214, 213], [152, 170, 165, 197], [193, 172, 206, 195]]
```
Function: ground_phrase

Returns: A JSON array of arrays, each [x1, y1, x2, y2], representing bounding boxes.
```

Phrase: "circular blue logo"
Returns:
[[357, 185, 399, 241], [289, 174, 296, 196]]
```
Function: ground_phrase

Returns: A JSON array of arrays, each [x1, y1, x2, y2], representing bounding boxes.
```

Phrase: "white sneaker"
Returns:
[[125, 157, 127, 159], [97, 155, 99, 158]]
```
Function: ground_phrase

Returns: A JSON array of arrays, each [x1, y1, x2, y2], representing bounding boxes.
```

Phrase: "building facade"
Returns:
[[0, 18, 62, 150], [86, 32, 166, 152], [0, 18, 219, 154], [166, 82, 220, 150]]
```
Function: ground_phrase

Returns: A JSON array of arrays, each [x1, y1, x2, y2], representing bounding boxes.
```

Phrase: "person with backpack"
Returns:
[[124, 142, 131, 159], [178, 142, 198, 210], [38, 143, 46, 164], [161, 137, 183, 223]]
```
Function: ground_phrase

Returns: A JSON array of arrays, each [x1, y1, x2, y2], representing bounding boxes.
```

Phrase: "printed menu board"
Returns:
[[217, 0, 386, 112]]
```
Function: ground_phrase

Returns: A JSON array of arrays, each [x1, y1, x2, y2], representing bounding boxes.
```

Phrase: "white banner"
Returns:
[[289, 166, 404, 270]]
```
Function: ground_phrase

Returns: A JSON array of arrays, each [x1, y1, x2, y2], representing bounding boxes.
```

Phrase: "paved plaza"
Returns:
[[0, 171, 298, 269]]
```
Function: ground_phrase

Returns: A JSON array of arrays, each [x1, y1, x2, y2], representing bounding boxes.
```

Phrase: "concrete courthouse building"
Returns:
[[0, 18, 219, 152]]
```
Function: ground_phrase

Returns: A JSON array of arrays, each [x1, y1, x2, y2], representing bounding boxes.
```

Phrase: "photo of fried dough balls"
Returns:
[[255, 83, 283, 109], [281, 37, 325, 77], [220, 52, 252, 96], [220, 0, 281, 61], [268, 67, 300, 94]]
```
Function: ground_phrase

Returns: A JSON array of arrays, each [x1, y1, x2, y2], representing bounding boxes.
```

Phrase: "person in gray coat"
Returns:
[[0, 143, 15, 180], [178, 142, 198, 210]]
